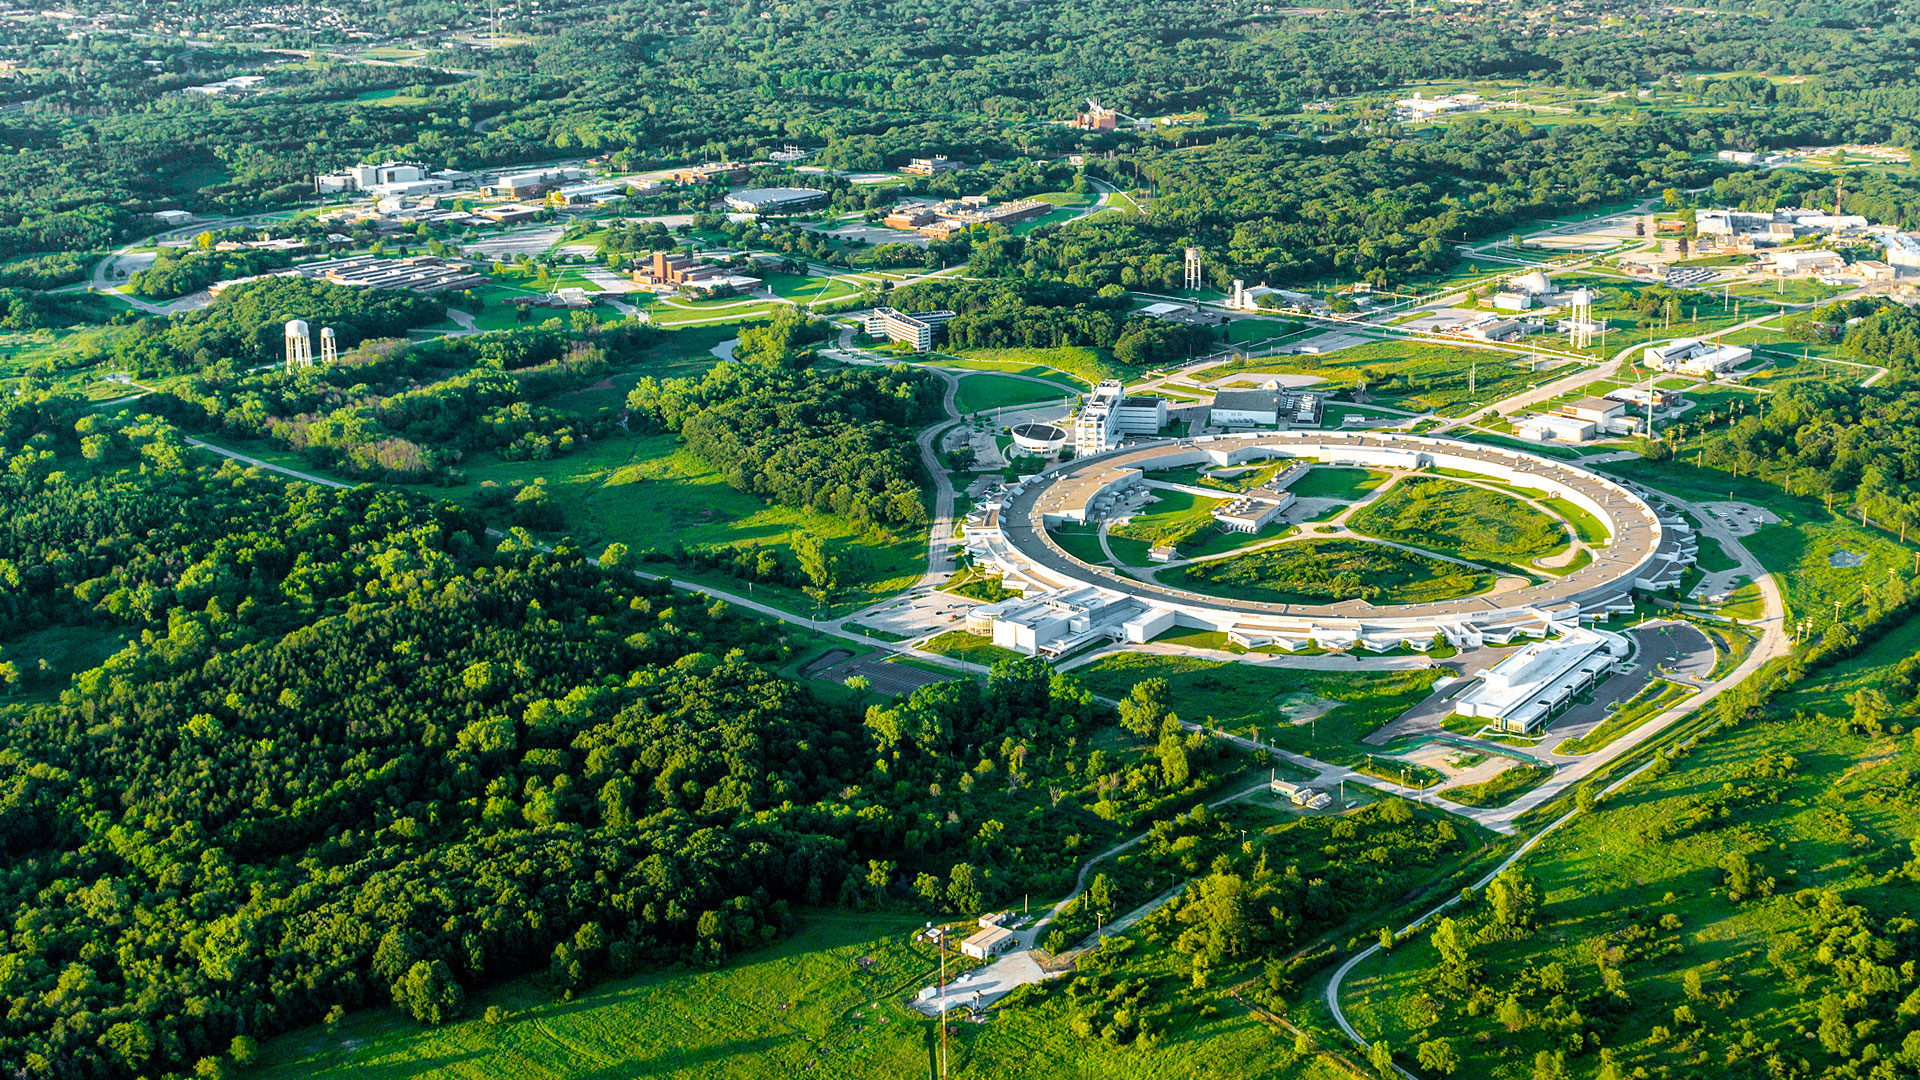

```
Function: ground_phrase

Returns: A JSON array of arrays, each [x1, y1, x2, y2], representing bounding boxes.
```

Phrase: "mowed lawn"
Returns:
[[954, 373, 1075, 415], [445, 432, 927, 615], [1285, 466, 1389, 500]]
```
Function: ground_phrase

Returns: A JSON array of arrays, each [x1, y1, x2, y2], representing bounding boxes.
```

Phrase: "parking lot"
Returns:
[[802, 648, 956, 696]]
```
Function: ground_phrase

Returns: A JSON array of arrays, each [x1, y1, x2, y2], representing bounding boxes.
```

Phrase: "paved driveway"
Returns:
[[1545, 622, 1714, 750]]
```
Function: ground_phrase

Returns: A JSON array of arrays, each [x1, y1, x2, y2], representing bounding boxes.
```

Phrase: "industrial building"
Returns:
[[865, 307, 957, 351], [631, 250, 761, 294], [1516, 414, 1598, 443], [1074, 100, 1119, 130], [960, 925, 1017, 960], [1269, 778, 1333, 809], [315, 161, 463, 197], [1644, 338, 1753, 376], [1227, 281, 1317, 311], [1517, 396, 1636, 444], [902, 156, 961, 176], [1884, 233, 1920, 271], [292, 255, 486, 293], [1606, 386, 1682, 411], [1761, 249, 1845, 275], [724, 187, 830, 214], [911, 196, 1052, 237], [553, 181, 633, 205], [883, 205, 941, 230], [1208, 387, 1321, 428], [152, 209, 194, 227], [1452, 625, 1629, 733], [1393, 91, 1482, 118], [966, 585, 1172, 657], [485, 167, 585, 199], [212, 255, 487, 297], [675, 162, 752, 186], [1716, 150, 1792, 167], [1697, 208, 1870, 244], [1074, 381, 1166, 453], [1461, 317, 1539, 342], [1214, 492, 1293, 532]]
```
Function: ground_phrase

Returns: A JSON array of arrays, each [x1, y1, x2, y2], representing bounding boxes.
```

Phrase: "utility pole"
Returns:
[[938, 934, 948, 1079]]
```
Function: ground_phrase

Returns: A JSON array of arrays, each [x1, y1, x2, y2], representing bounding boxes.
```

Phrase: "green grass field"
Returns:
[[1341, 708, 1920, 1080], [1046, 523, 1111, 566], [1286, 466, 1389, 500], [1437, 763, 1553, 808], [446, 433, 927, 616], [1348, 477, 1567, 566], [918, 629, 1021, 665], [1208, 339, 1556, 416], [954, 373, 1075, 415], [539, 324, 745, 412], [1179, 538, 1495, 606], [944, 346, 1122, 387], [1072, 651, 1443, 764], [256, 908, 1346, 1080], [1110, 489, 1226, 554]]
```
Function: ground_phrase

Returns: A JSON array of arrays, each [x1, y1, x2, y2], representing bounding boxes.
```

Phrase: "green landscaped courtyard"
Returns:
[[1108, 488, 1228, 561], [1347, 476, 1569, 567], [1285, 465, 1390, 500], [1176, 537, 1496, 606]]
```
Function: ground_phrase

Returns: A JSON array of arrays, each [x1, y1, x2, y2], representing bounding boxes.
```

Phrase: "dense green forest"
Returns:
[[0, 386, 1253, 1078], [2, 0, 1919, 280], [625, 310, 944, 528]]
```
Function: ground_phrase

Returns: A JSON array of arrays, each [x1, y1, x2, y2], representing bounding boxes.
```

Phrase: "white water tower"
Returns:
[[284, 319, 313, 372], [319, 326, 338, 365]]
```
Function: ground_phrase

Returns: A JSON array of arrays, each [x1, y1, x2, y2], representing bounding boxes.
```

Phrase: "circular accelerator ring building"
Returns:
[[963, 431, 1699, 658]]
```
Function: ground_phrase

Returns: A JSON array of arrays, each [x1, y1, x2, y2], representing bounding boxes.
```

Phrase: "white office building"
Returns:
[[1762, 249, 1845, 275], [1074, 381, 1165, 453], [865, 307, 956, 351], [974, 585, 1167, 656], [315, 161, 451, 197]]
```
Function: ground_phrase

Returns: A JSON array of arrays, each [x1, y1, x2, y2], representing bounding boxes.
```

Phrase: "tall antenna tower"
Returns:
[[284, 319, 313, 372], [319, 326, 338, 366], [1183, 248, 1202, 292]]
